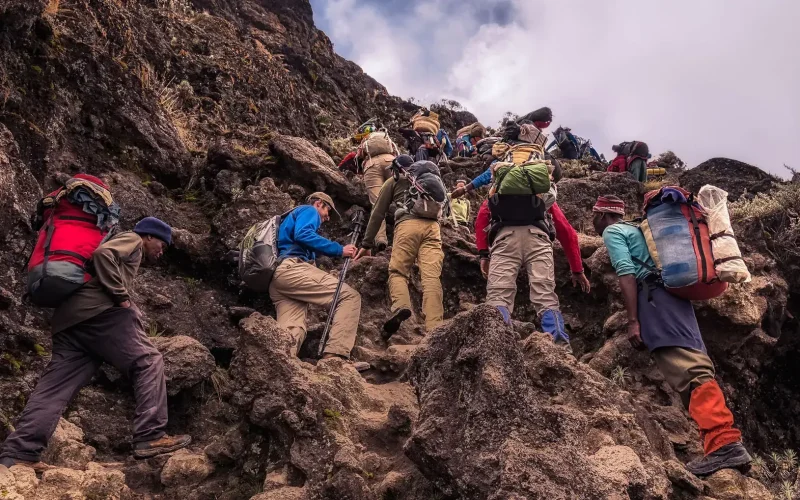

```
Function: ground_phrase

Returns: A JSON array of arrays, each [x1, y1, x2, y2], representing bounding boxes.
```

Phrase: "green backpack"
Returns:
[[491, 162, 551, 196]]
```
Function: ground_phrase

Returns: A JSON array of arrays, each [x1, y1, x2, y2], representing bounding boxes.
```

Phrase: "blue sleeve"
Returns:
[[292, 208, 344, 257], [603, 226, 636, 277], [470, 167, 493, 189]]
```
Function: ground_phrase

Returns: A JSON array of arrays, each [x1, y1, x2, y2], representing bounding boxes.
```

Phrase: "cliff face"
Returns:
[[1, 1, 799, 499]]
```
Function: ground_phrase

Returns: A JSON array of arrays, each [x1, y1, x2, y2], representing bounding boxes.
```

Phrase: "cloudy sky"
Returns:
[[310, 0, 799, 176]]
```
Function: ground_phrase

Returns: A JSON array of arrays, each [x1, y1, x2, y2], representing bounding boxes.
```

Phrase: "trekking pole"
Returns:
[[317, 210, 367, 357]]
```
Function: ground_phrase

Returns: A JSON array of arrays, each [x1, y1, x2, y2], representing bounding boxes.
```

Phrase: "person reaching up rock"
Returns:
[[592, 195, 752, 477], [268, 193, 367, 371], [0, 217, 192, 468], [355, 155, 446, 338]]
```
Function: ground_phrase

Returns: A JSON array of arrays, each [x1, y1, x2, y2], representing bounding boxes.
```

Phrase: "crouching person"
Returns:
[[592, 195, 751, 476], [269, 193, 366, 370], [0, 217, 191, 468]]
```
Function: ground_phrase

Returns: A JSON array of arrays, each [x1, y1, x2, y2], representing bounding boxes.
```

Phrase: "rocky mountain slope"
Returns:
[[2, 1, 800, 499]]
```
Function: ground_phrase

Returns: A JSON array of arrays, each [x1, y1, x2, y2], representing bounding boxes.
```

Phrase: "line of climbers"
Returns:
[[0, 107, 752, 480]]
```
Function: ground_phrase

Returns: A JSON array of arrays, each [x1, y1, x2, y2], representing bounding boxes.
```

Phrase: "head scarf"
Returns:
[[592, 195, 626, 216]]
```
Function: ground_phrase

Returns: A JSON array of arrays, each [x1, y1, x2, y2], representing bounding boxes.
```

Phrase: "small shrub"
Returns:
[[1, 353, 22, 373], [729, 182, 800, 221], [323, 408, 342, 423], [210, 367, 230, 402], [33, 344, 47, 357], [31, 65, 43, 74], [780, 480, 795, 500], [610, 366, 631, 387], [147, 322, 164, 338]]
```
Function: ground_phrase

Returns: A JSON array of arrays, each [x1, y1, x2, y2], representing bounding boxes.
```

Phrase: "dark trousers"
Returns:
[[0, 307, 167, 462]]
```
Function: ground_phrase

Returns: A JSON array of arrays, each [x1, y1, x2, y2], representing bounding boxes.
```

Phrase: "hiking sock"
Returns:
[[495, 306, 512, 325], [540, 309, 570, 344]]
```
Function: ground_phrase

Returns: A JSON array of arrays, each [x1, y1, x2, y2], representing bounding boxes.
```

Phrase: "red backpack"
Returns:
[[607, 154, 627, 173], [27, 174, 118, 307]]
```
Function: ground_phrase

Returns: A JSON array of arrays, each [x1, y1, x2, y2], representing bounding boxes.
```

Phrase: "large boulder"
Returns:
[[704, 468, 772, 500], [557, 172, 643, 233], [229, 313, 431, 499], [680, 158, 775, 201], [1, 462, 130, 500], [41, 418, 96, 470], [270, 134, 367, 206], [152, 335, 216, 396], [406, 305, 672, 498], [161, 450, 216, 487]]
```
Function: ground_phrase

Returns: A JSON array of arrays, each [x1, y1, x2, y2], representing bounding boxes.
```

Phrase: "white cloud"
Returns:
[[313, 0, 800, 175]]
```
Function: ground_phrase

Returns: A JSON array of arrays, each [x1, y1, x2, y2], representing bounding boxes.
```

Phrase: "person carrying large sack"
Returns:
[[592, 195, 752, 477], [355, 155, 447, 337], [1, 217, 192, 469], [268, 193, 365, 367], [356, 130, 399, 250], [607, 141, 649, 182]]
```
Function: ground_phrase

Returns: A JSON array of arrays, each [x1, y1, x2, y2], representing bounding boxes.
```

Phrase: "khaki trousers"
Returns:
[[268, 259, 361, 357], [652, 346, 715, 406], [486, 225, 560, 314], [363, 155, 394, 247], [388, 219, 444, 331]]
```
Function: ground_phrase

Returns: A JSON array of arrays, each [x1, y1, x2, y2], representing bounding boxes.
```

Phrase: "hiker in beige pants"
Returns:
[[269, 258, 361, 357], [388, 219, 444, 331], [485, 225, 560, 313], [362, 154, 394, 248]]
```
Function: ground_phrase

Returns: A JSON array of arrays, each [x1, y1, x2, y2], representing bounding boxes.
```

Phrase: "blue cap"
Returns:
[[133, 217, 172, 245]]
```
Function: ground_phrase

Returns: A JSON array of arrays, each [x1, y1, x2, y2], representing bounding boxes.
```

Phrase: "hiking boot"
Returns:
[[382, 308, 412, 339], [685, 442, 752, 477], [133, 434, 192, 459], [0, 457, 53, 472], [495, 306, 512, 325]]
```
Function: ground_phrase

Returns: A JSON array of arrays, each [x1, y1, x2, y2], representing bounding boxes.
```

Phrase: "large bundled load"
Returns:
[[697, 185, 751, 283], [456, 122, 487, 139], [360, 131, 398, 158], [489, 161, 551, 196], [411, 110, 440, 135], [639, 186, 728, 300], [27, 174, 120, 307], [504, 143, 546, 165]]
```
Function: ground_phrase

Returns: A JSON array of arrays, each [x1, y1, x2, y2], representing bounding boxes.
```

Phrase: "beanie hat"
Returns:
[[133, 217, 173, 245], [592, 196, 626, 216], [393, 154, 414, 170]]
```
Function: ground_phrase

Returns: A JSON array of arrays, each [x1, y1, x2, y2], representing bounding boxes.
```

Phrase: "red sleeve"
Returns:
[[475, 200, 490, 256], [550, 202, 583, 273]]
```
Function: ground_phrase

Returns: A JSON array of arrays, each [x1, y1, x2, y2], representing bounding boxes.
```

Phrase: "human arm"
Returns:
[[474, 201, 490, 258], [603, 226, 644, 348], [93, 232, 143, 304], [550, 203, 582, 273], [360, 178, 395, 249], [292, 208, 344, 257]]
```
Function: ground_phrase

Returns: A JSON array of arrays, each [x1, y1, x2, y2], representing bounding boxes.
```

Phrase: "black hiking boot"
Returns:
[[133, 434, 192, 459], [685, 442, 752, 477], [382, 308, 412, 340]]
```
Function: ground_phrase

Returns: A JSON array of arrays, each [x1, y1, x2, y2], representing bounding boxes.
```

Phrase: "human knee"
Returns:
[[340, 285, 362, 306]]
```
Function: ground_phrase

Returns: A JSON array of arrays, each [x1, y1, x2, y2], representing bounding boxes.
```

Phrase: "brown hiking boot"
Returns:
[[132, 434, 192, 459], [0, 457, 53, 473]]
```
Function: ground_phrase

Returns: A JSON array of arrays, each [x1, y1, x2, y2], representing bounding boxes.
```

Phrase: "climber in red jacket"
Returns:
[[475, 199, 590, 293]]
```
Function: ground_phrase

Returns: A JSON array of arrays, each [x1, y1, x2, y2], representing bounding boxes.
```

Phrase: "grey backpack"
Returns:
[[238, 211, 291, 292]]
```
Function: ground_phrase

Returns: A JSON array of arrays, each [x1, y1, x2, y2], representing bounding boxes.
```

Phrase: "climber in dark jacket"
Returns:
[[0, 218, 191, 469]]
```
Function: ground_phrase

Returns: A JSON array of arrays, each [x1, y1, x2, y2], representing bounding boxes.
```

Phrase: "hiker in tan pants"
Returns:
[[268, 193, 367, 371], [269, 258, 360, 358], [485, 225, 559, 314], [356, 155, 445, 337], [361, 153, 394, 249]]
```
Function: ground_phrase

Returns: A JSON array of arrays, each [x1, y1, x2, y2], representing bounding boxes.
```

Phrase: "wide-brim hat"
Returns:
[[307, 192, 341, 218]]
